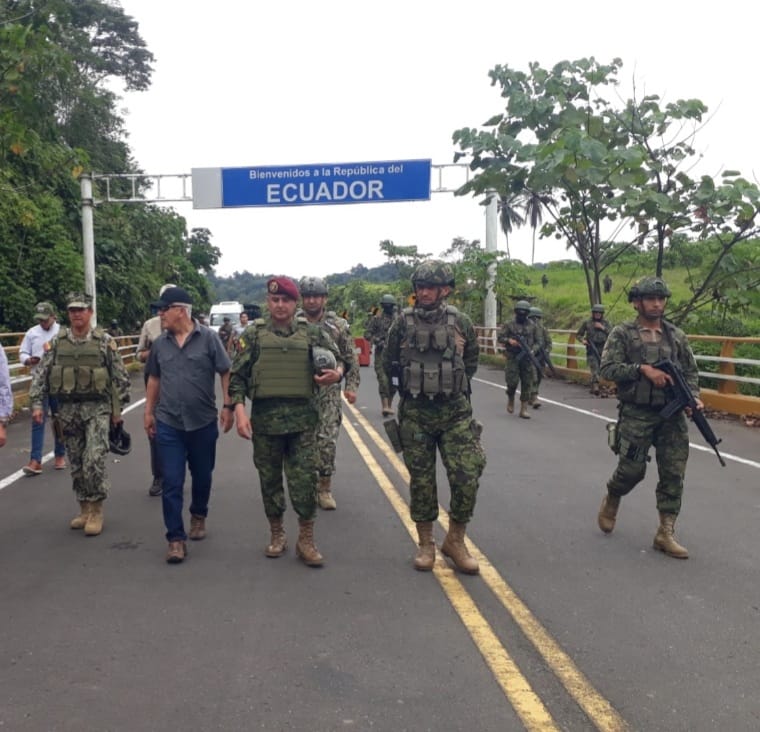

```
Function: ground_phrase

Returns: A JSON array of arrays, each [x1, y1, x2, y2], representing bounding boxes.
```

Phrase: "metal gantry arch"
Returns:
[[80, 164, 499, 327]]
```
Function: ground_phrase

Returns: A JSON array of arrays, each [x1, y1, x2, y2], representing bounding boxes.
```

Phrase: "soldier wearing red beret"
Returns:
[[228, 275, 345, 567]]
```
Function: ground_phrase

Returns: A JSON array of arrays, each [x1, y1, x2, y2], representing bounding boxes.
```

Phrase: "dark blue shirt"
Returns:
[[146, 321, 231, 431]]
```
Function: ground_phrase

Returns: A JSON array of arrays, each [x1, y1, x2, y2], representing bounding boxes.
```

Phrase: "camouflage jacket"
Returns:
[[364, 310, 395, 350], [600, 318, 699, 400], [576, 317, 611, 347], [532, 321, 553, 354], [229, 316, 344, 435], [497, 318, 537, 356], [29, 327, 131, 414], [297, 309, 360, 394]]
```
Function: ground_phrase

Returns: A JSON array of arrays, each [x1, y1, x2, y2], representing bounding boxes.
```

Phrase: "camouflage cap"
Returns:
[[529, 306, 543, 317], [33, 301, 56, 320], [66, 292, 92, 309], [591, 304, 605, 313], [514, 299, 531, 312], [380, 293, 396, 305]]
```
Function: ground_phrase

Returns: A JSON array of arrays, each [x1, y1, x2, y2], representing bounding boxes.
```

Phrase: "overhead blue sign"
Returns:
[[192, 159, 431, 209]]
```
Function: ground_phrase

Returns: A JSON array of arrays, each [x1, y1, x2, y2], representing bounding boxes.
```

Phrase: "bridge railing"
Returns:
[[475, 327, 760, 416], [1, 332, 140, 410]]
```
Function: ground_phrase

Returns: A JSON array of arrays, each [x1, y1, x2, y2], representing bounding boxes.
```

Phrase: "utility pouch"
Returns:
[[383, 418, 403, 453], [606, 422, 620, 454]]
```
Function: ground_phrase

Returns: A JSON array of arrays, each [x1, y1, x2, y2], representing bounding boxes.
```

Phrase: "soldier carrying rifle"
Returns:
[[597, 276, 707, 559]]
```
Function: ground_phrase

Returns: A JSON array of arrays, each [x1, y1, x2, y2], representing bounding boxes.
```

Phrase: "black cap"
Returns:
[[152, 286, 193, 309]]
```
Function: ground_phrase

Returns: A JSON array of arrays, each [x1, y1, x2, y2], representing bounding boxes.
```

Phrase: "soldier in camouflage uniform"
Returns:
[[29, 292, 131, 536], [299, 276, 360, 510], [576, 304, 611, 395], [528, 306, 552, 409], [383, 260, 486, 575], [229, 276, 344, 567], [597, 276, 700, 559], [364, 294, 397, 415], [497, 300, 537, 419]]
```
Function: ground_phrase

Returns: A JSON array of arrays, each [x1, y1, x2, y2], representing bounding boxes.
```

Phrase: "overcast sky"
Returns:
[[115, 0, 759, 279]]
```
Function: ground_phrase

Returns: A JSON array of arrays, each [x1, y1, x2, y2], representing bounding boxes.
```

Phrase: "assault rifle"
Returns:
[[585, 338, 602, 363], [513, 334, 545, 375], [535, 346, 557, 377], [652, 358, 726, 467]]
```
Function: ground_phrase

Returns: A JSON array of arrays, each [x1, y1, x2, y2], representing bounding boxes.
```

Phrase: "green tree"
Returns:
[[453, 57, 760, 322]]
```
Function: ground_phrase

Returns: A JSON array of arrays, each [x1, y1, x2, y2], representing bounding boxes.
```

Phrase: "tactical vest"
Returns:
[[616, 321, 677, 407], [400, 306, 466, 398], [251, 319, 314, 400], [47, 328, 110, 401], [585, 318, 610, 347]]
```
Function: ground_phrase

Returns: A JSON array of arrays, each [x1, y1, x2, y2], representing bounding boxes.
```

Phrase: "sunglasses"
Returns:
[[157, 304, 184, 313]]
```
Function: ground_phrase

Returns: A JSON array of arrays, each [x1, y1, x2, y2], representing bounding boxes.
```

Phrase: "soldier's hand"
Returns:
[[344, 390, 357, 405], [685, 398, 705, 417], [640, 364, 673, 388], [236, 410, 253, 440], [32, 408, 44, 425], [314, 368, 343, 387], [507, 338, 518, 347]]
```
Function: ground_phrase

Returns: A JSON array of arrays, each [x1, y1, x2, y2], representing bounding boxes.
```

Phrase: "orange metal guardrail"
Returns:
[[475, 327, 760, 417], [2, 332, 140, 411]]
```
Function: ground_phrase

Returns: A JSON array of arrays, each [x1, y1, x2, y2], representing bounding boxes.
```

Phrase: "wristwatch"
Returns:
[[223, 403, 236, 411]]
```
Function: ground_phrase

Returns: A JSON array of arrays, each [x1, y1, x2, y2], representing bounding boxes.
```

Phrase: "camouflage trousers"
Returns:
[[374, 347, 395, 400], [529, 365, 543, 402], [398, 394, 486, 524], [316, 384, 342, 477], [587, 349, 602, 388], [504, 355, 534, 403], [253, 429, 318, 521], [607, 403, 689, 515], [57, 404, 111, 502]]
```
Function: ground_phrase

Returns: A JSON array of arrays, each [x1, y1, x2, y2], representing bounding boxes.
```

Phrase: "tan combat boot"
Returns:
[[381, 398, 394, 416], [414, 522, 436, 571], [597, 493, 621, 534], [70, 501, 90, 530], [296, 519, 324, 567], [507, 395, 515, 413], [317, 476, 337, 510], [653, 513, 689, 559], [441, 520, 479, 574], [265, 516, 287, 557], [84, 501, 104, 536], [519, 402, 531, 419]]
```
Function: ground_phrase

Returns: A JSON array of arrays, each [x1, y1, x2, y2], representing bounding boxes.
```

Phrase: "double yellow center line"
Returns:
[[342, 400, 629, 732]]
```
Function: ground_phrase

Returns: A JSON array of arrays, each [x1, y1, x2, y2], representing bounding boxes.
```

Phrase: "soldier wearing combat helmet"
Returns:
[[577, 303, 612, 395], [382, 260, 486, 574], [364, 292, 398, 415], [298, 275, 360, 511], [597, 275, 700, 559], [497, 299, 537, 419]]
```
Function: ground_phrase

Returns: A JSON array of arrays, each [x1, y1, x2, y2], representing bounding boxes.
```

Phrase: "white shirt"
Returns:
[[19, 321, 60, 373]]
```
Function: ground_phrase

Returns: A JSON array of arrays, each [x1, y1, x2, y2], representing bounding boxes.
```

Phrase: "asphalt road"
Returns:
[[0, 364, 758, 732]]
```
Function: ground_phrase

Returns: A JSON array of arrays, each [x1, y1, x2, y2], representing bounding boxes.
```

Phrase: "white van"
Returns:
[[208, 301, 243, 332]]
